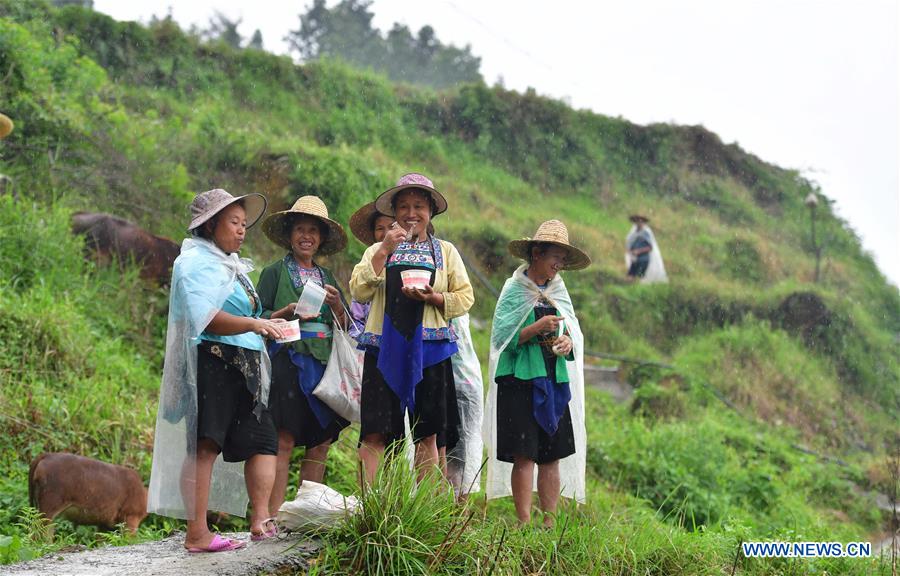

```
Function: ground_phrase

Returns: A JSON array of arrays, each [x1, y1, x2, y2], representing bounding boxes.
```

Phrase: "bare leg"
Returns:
[[359, 433, 385, 485], [269, 430, 295, 516], [302, 441, 331, 484], [245, 453, 277, 535], [511, 456, 535, 526], [182, 438, 220, 549], [537, 460, 561, 528], [438, 445, 448, 479], [414, 434, 439, 481]]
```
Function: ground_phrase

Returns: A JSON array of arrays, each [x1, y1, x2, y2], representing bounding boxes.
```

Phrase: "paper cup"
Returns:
[[400, 269, 431, 289], [276, 319, 301, 343], [295, 282, 327, 317]]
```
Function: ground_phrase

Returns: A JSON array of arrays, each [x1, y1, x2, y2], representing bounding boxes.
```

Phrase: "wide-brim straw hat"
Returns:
[[188, 188, 267, 232], [0, 113, 13, 139], [350, 201, 435, 245], [349, 201, 386, 246], [508, 219, 591, 270], [262, 195, 348, 255], [629, 213, 650, 223], [374, 173, 448, 217]]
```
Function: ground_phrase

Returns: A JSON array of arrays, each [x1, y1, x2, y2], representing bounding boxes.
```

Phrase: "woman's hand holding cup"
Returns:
[[553, 334, 573, 356], [252, 317, 288, 339]]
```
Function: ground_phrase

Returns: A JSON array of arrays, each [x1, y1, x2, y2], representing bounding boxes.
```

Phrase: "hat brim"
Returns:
[[188, 193, 267, 232], [507, 238, 591, 271], [374, 184, 448, 217], [349, 202, 383, 246], [262, 210, 348, 256], [629, 214, 650, 223], [0, 114, 13, 139]]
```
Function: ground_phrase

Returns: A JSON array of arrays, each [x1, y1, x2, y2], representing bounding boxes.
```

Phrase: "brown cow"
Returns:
[[28, 453, 148, 535], [71, 212, 180, 285]]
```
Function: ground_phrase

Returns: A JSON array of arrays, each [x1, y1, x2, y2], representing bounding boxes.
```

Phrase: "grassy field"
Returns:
[[1, 2, 898, 573]]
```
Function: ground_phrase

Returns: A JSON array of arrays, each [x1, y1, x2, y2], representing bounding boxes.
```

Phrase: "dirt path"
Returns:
[[0, 532, 317, 576]]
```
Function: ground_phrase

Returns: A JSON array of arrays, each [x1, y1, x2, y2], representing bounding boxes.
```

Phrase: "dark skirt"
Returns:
[[495, 356, 575, 465], [628, 256, 650, 278], [360, 349, 459, 450], [196, 343, 278, 463], [269, 348, 348, 449]]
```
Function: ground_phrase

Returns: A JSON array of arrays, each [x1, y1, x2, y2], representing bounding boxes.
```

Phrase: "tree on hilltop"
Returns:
[[286, 0, 482, 89]]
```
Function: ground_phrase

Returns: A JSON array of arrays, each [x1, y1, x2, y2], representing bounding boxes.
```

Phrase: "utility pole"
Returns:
[[805, 192, 821, 283]]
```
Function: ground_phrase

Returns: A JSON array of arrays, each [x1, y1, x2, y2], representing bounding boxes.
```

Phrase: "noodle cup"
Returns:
[[275, 319, 301, 343], [400, 270, 431, 290]]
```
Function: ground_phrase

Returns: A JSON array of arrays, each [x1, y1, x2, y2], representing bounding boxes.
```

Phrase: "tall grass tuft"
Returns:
[[314, 447, 475, 575]]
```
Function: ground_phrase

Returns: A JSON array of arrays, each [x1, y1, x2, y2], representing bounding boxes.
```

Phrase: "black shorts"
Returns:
[[269, 349, 348, 448], [359, 350, 459, 450], [196, 345, 278, 463], [495, 376, 575, 465]]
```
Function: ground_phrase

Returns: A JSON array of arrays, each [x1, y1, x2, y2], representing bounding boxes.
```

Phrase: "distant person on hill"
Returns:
[[625, 214, 668, 283], [350, 173, 474, 485], [256, 196, 351, 515], [484, 220, 589, 527], [148, 189, 287, 552]]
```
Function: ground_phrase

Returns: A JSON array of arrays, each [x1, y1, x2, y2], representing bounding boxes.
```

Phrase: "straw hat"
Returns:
[[374, 173, 448, 217], [508, 219, 591, 270], [349, 201, 435, 245], [0, 113, 13, 139], [628, 213, 650, 223], [348, 202, 387, 246], [188, 188, 267, 232], [262, 195, 348, 255]]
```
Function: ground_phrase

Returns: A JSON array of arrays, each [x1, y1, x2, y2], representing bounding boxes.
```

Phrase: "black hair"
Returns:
[[391, 188, 438, 216]]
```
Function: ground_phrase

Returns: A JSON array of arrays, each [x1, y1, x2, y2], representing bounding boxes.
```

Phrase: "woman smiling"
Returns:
[[350, 173, 474, 484]]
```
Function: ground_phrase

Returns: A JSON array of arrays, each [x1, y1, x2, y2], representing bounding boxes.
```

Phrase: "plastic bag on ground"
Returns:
[[276, 480, 359, 532]]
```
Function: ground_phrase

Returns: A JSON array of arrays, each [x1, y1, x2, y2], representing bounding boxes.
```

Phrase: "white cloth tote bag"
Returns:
[[313, 305, 363, 422]]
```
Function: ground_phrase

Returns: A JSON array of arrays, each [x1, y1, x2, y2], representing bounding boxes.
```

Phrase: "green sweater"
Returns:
[[494, 308, 572, 383], [256, 257, 338, 364]]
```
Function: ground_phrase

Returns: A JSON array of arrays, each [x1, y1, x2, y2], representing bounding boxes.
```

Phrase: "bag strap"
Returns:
[[328, 299, 352, 336]]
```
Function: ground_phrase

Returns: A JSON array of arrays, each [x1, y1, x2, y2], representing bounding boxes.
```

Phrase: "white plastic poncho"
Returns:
[[625, 224, 668, 284], [483, 265, 586, 503], [447, 313, 484, 495], [148, 237, 271, 519]]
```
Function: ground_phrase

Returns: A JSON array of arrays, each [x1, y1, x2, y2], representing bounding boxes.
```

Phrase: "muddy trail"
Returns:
[[0, 532, 317, 576]]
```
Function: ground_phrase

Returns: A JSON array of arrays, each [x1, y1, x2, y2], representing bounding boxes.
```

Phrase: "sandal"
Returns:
[[250, 517, 279, 541], [187, 534, 246, 553]]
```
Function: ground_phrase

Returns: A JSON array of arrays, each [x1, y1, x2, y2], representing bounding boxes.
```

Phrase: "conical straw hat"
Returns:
[[262, 195, 348, 255], [507, 219, 591, 270]]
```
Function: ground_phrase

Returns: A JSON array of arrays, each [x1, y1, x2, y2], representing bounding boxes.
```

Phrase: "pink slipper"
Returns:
[[250, 518, 279, 541], [187, 534, 246, 553]]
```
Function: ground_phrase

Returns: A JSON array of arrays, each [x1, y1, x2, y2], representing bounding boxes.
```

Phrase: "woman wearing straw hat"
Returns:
[[349, 200, 481, 499], [350, 173, 474, 484], [347, 202, 395, 340], [148, 189, 288, 552], [484, 219, 590, 527], [256, 195, 350, 515]]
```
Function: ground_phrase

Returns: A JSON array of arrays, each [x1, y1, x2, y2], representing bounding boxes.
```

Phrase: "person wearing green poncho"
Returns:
[[257, 196, 350, 517], [484, 220, 591, 528]]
